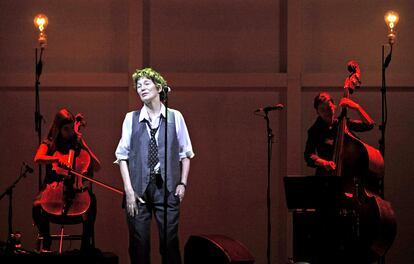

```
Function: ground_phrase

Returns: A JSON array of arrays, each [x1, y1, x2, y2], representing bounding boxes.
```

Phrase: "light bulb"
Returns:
[[384, 10, 399, 45], [34, 14, 48, 32], [33, 14, 49, 47]]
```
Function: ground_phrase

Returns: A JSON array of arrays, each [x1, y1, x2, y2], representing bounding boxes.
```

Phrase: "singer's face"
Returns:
[[317, 100, 336, 125], [60, 123, 74, 140], [136, 77, 162, 103]]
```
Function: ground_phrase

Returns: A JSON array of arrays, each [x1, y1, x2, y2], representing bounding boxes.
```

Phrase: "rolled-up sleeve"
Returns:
[[114, 112, 133, 164], [174, 110, 195, 160]]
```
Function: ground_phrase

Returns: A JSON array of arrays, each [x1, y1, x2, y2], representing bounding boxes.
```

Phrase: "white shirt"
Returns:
[[115, 104, 195, 164]]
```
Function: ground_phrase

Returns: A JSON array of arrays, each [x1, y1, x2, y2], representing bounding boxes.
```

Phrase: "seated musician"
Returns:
[[32, 108, 100, 253], [304, 92, 374, 176]]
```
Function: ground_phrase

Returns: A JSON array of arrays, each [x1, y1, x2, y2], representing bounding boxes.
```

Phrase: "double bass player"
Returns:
[[302, 64, 376, 263], [302, 62, 396, 263], [304, 92, 374, 176]]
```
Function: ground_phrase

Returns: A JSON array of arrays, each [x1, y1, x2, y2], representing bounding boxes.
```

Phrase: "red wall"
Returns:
[[1, 1, 413, 264]]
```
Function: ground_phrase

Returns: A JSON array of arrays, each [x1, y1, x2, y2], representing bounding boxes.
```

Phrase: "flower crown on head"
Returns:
[[132, 68, 167, 89]]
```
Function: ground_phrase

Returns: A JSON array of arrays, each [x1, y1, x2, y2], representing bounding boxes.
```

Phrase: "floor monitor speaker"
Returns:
[[184, 234, 254, 264]]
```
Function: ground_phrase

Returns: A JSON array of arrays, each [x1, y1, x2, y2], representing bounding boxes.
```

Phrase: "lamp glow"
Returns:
[[384, 10, 399, 44], [33, 14, 48, 47]]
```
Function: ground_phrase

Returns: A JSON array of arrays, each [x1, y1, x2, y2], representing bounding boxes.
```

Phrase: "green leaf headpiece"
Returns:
[[132, 68, 167, 89]]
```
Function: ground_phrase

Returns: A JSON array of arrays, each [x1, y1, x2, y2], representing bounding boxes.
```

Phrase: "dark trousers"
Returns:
[[127, 179, 181, 264], [32, 192, 97, 251]]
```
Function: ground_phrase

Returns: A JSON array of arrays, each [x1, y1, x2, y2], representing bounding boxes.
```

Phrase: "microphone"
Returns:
[[164, 86, 172, 93], [23, 162, 34, 174], [255, 104, 284, 112]]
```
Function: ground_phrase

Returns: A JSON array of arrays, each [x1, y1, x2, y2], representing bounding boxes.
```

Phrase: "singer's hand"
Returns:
[[175, 185, 186, 202], [125, 192, 144, 217]]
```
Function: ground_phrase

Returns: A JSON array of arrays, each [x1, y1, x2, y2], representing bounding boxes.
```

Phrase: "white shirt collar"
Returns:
[[138, 103, 166, 123]]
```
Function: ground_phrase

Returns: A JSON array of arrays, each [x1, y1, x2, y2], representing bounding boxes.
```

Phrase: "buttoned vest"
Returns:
[[128, 110, 180, 196]]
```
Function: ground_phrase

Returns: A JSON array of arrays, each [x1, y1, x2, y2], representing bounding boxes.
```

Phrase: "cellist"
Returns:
[[32, 108, 100, 253]]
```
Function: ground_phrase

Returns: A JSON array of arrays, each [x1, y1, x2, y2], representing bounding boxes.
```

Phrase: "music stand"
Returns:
[[284, 176, 349, 263], [283, 176, 345, 210]]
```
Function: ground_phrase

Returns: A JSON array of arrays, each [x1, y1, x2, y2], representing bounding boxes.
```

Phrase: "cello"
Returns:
[[332, 61, 396, 258], [39, 114, 92, 219]]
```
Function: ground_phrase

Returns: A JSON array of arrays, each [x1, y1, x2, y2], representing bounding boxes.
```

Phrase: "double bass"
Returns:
[[332, 61, 396, 258]]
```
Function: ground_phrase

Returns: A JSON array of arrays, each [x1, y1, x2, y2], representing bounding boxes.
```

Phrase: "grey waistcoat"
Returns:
[[129, 110, 180, 196]]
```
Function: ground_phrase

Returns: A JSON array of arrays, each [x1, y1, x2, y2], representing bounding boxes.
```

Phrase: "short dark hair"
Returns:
[[313, 92, 334, 110]]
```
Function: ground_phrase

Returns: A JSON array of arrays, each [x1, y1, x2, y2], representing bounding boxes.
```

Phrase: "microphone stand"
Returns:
[[0, 164, 32, 253], [255, 106, 283, 264], [35, 47, 45, 191], [378, 43, 393, 264], [162, 89, 169, 264], [262, 110, 274, 264], [379, 43, 392, 192]]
